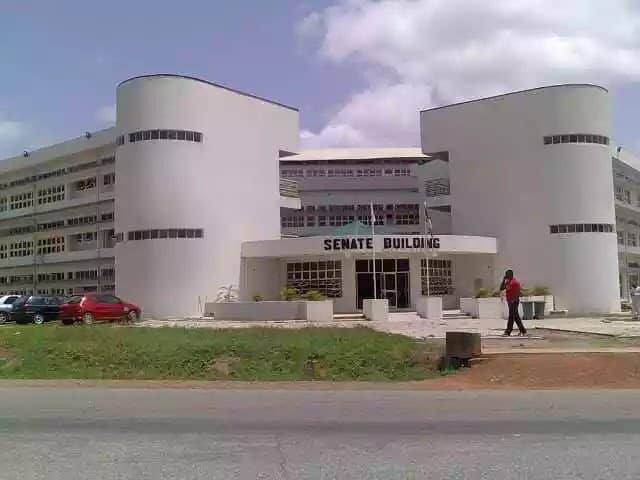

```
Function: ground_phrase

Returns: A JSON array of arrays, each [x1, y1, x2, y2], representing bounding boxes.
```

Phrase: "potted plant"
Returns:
[[301, 290, 333, 322], [530, 285, 552, 318], [464, 288, 503, 319]]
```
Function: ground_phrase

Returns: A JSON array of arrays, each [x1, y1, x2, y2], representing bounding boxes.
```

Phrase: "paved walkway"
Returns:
[[139, 312, 640, 339]]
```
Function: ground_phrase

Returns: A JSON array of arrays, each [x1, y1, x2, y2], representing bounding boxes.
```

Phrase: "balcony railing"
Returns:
[[279, 178, 299, 198]]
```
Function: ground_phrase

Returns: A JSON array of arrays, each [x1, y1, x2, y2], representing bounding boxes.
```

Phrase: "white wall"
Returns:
[[115, 75, 299, 318], [421, 85, 619, 313]]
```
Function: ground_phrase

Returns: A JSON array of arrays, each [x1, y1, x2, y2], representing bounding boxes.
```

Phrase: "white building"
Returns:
[[0, 78, 636, 316]]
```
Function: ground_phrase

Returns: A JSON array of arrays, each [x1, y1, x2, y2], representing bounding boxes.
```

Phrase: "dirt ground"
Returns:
[[424, 352, 640, 389]]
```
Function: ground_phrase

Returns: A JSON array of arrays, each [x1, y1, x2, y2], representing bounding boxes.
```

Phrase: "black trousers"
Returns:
[[505, 300, 526, 335]]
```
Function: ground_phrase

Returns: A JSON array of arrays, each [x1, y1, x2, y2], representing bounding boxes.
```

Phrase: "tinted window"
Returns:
[[3, 296, 18, 304], [66, 295, 84, 304], [28, 296, 45, 305]]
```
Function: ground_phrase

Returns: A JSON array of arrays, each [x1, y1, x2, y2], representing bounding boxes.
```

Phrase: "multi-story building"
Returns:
[[0, 77, 637, 316], [0, 75, 298, 318], [0, 129, 117, 298]]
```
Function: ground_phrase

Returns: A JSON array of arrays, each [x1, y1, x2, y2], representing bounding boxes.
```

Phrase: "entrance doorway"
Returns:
[[356, 258, 410, 309]]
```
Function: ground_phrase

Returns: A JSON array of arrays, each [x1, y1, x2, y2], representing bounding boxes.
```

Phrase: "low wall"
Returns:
[[205, 300, 334, 322], [205, 301, 304, 321]]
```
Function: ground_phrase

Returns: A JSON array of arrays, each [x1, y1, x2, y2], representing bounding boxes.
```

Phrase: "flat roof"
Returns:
[[0, 127, 116, 175], [280, 147, 428, 162], [421, 84, 608, 114], [119, 74, 298, 112]]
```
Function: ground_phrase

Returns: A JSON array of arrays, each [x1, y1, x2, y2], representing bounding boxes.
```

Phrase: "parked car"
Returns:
[[11, 295, 62, 325], [0, 295, 24, 324], [59, 294, 141, 325]]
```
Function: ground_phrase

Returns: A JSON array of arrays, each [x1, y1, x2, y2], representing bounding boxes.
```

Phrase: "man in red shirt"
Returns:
[[500, 269, 527, 336]]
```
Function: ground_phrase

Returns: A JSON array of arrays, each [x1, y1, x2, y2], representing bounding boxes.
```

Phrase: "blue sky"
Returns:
[[0, 0, 638, 158]]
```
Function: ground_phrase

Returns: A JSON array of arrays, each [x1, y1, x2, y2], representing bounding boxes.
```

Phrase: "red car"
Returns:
[[59, 294, 141, 325]]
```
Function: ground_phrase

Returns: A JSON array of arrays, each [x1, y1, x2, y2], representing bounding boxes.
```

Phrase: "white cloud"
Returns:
[[299, 0, 640, 147], [0, 120, 24, 143], [95, 104, 116, 124], [0, 117, 28, 158]]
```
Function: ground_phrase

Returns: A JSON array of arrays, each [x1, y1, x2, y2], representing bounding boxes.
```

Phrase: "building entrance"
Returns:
[[356, 258, 410, 310]]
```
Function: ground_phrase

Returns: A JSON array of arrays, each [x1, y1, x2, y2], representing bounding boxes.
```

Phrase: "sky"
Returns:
[[0, 0, 639, 159]]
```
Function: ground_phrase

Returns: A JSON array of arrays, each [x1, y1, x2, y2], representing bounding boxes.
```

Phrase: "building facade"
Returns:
[[0, 78, 636, 316]]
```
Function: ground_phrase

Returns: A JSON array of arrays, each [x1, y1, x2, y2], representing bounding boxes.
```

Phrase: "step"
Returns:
[[333, 313, 366, 320]]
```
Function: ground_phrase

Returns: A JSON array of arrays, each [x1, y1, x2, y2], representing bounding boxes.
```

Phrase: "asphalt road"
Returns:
[[2, 386, 640, 479]]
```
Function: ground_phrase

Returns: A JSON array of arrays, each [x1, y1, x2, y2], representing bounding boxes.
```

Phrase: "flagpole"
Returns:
[[370, 201, 377, 300], [423, 200, 432, 297]]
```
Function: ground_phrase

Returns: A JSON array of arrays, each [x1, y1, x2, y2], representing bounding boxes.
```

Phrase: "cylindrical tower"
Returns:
[[114, 75, 298, 317], [421, 84, 619, 313]]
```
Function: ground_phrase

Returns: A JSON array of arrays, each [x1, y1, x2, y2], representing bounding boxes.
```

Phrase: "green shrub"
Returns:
[[280, 287, 300, 301], [252, 294, 263, 302], [530, 285, 551, 296], [301, 290, 327, 301], [475, 288, 490, 298]]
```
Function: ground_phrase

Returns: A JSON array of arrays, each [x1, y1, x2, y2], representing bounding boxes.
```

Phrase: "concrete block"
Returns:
[[304, 300, 334, 322], [417, 296, 442, 320], [363, 299, 389, 321]]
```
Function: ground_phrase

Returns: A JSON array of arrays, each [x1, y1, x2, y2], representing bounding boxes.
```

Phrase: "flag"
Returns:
[[370, 202, 376, 226], [423, 200, 433, 234]]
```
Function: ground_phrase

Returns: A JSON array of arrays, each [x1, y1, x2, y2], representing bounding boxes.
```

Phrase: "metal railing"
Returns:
[[279, 178, 299, 198]]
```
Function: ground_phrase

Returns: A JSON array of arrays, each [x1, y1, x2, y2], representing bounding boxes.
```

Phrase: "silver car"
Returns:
[[0, 295, 23, 324]]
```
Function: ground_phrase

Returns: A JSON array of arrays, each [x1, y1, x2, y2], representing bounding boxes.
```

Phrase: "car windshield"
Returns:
[[65, 295, 84, 305]]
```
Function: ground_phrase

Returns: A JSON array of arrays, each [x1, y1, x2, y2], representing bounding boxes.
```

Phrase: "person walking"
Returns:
[[631, 284, 640, 320], [500, 269, 527, 336]]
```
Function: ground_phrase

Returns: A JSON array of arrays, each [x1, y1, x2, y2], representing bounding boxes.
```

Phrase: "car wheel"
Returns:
[[33, 313, 45, 325], [82, 312, 94, 325], [0, 312, 8, 324], [127, 310, 138, 323]]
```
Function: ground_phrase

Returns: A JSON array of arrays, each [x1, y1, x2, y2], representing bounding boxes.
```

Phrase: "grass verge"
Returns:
[[0, 325, 445, 381]]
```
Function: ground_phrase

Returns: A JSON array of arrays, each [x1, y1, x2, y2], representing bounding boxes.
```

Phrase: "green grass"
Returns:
[[0, 325, 445, 381]]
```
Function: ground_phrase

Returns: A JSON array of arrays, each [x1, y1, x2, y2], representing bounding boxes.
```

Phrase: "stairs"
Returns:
[[443, 309, 472, 320], [333, 312, 366, 321]]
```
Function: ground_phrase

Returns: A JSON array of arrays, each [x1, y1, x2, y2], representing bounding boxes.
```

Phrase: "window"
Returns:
[[75, 177, 96, 192], [9, 240, 33, 258], [328, 215, 354, 227], [126, 228, 204, 241], [551, 224, 615, 235], [116, 135, 125, 146], [424, 178, 450, 197], [101, 212, 114, 222], [327, 168, 354, 177], [543, 134, 610, 146], [37, 236, 65, 255], [67, 215, 97, 227], [615, 186, 624, 201], [618, 231, 625, 245], [10, 191, 33, 210], [127, 129, 203, 143], [281, 216, 305, 228], [421, 258, 454, 295], [103, 173, 115, 186], [625, 190, 632, 204], [0, 197, 6, 213], [286, 261, 342, 298], [629, 232, 638, 248], [356, 168, 382, 177], [0, 244, 6, 259], [37, 220, 64, 232], [395, 214, 419, 225], [37, 185, 65, 205], [281, 169, 304, 178]]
